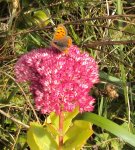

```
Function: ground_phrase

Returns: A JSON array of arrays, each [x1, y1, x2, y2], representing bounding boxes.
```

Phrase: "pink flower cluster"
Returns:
[[15, 45, 99, 114]]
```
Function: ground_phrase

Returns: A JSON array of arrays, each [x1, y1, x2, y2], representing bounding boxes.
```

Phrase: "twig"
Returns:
[[0, 17, 9, 21], [0, 109, 29, 129], [11, 126, 21, 150], [65, 15, 135, 24], [88, 24, 135, 36], [85, 40, 135, 47]]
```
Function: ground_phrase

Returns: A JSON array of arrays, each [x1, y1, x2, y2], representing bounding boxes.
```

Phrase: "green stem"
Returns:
[[117, 0, 123, 15]]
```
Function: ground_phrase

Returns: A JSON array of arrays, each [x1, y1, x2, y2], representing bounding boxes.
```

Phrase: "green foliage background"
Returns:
[[0, 0, 135, 149]]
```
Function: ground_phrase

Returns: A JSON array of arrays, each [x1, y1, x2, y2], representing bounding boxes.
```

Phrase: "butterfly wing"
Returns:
[[67, 36, 72, 47], [51, 36, 72, 53], [53, 24, 67, 40], [51, 24, 72, 53]]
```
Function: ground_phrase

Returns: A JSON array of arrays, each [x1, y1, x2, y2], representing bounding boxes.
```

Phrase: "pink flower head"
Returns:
[[15, 45, 99, 114]]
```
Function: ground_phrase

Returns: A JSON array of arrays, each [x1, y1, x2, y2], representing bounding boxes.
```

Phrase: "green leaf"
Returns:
[[45, 123, 59, 138], [69, 25, 80, 44], [27, 122, 58, 150], [6, 87, 18, 103], [124, 24, 135, 35], [100, 71, 122, 85], [63, 120, 93, 150], [32, 10, 51, 28], [78, 113, 135, 147], [111, 139, 124, 150], [48, 108, 79, 134]]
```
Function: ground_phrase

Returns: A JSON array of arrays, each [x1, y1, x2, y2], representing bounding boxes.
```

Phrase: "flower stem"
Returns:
[[59, 111, 64, 150]]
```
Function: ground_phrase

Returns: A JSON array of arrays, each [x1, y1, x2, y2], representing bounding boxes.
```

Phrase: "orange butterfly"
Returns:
[[51, 24, 72, 53]]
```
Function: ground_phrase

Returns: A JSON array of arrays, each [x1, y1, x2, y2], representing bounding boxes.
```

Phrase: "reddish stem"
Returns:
[[59, 111, 64, 150]]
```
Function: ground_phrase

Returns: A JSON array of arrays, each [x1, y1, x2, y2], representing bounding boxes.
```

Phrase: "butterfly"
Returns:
[[51, 24, 72, 53]]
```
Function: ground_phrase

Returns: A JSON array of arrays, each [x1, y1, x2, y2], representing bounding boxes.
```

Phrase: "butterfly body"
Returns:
[[51, 24, 72, 53]]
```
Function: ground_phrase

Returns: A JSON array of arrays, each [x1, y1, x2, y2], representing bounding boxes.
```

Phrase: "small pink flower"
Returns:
[[15, 45, 99, 114]]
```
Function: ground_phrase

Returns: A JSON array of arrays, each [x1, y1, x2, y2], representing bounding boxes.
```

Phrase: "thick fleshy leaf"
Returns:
[[45, 123, 59, 138], [48, 108, 79, 134], [78, 113, 135, 147], [63, 120, 93, 150], [27, 122, 58, 150]]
